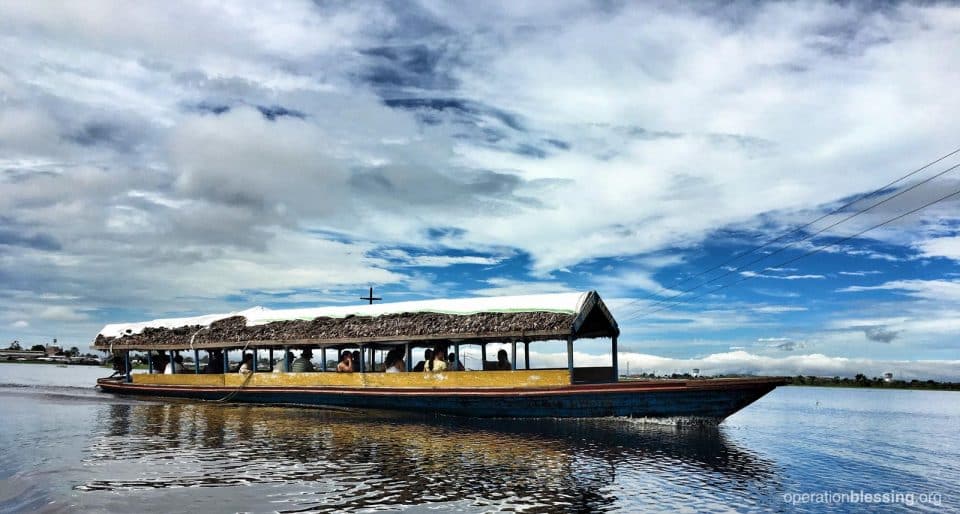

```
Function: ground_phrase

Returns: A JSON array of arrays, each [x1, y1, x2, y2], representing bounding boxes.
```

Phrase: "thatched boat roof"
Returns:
[[93, 291, 619, 351]]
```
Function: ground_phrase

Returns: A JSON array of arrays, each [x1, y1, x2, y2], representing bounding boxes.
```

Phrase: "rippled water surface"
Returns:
[[0, 363, 956, 512]]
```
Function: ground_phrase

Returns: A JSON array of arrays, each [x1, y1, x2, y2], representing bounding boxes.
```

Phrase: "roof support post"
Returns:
[[481, 343, 487, 369], [269, 348, 274, 372], [251, 349, 256, 374], [511, 341, 517, 371], [125, 350, 132, 383], [611, 335, 618, 382], [169, 350, 175, 374], [195, 348, 200, 374], [524, 341, 530, 370], [147, 351, 153, 374], [223, 350, 229, 374], [405, 343, 412, 372], [453, 342, 460, 370], [321, 348, 327, 372], [359, 346, 366, 373], [566, 336, 575, 384]]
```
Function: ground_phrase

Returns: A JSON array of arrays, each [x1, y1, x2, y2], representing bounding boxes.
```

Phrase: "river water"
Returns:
[[0, 363, 956, 513]]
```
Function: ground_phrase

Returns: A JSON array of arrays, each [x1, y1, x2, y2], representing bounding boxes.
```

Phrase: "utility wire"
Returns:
[[622, 160, 960, 319], [619, 146, 960, 309], [626, 184, 960, 320]]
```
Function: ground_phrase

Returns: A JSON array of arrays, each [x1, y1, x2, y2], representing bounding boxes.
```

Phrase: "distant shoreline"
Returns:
[[624, 373, 960, 391], [0, 359, 105, 367], [786, 376, 960, 392]]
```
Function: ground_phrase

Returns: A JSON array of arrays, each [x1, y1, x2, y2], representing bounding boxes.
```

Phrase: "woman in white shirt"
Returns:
[[426, 343, 448, 373], [164, 354, 184, 374], [238, 353, 254, 374]]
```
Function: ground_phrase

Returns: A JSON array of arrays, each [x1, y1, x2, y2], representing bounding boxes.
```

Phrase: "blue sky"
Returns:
[[1, 1, 959, 379]]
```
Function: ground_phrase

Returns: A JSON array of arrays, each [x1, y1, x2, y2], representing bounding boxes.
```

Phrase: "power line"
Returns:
[[623, 160, 960, 319], [619, 145, 960, 309], [627, 183, 960, 320]]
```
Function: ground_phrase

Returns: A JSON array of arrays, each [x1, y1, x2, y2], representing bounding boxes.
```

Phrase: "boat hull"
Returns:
[[97, 377, 784, 421]]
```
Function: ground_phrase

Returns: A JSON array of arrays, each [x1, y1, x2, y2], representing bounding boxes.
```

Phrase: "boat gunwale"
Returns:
[[97, 376, 786, 397]]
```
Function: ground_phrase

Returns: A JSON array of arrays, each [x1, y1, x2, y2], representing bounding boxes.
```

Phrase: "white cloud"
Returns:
[[380, 250, 501, 268], [837, 270, 882, 276], [469, 278, 575, 297], [36, 306, 87, 321], [751, 306, 807, 313], [838, 279, 960, 302], [740, 271, 825, 280], [916, 236, 960, 261], [11, 320, 29, 328]]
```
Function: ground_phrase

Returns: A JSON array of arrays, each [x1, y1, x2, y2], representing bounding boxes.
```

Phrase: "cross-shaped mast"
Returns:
[[360, 287, 382, 305]]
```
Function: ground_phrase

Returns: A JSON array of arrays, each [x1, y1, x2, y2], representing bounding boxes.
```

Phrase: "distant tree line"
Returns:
[[789, 374, 960, 391], [621, 371, 960, 391]]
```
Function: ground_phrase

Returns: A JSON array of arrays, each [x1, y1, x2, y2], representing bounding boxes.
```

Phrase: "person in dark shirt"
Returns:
[[412, 349, 433, 372], [205, 350, 223, 374], [291, 348, 315, 372], [496, 349, 511, 370], [448, 352, 464, 371]]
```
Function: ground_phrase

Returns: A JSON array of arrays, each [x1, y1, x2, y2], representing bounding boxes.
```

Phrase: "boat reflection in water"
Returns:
[[80, 401, 778, 512]]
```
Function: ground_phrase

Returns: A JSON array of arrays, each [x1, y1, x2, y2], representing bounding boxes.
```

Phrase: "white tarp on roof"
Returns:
[[98, 292, 591, 338]]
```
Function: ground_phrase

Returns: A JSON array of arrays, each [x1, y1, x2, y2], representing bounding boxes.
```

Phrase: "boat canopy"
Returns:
[[93, 291, 619, 351]]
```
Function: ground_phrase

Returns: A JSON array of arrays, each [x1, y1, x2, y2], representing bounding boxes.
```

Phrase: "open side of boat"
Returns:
[[93, 291, 786, 421]]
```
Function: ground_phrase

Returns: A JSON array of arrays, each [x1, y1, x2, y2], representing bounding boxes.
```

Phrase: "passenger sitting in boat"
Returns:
[[426, 344, 448, 373], [448, 352, 464, 371], [110, 352, 127, 377], [291, 349, 315, 372], [351, 350, 361, 372], [151, 353, 167, 374], [164, 354, 185, 374], [385, 348, 404, 373], [496, 349, 511, 370], [205, 350, 223, 374], [336, 350, 353, 372], [238, 353, 254, 374], [412, 349, 433, 372]]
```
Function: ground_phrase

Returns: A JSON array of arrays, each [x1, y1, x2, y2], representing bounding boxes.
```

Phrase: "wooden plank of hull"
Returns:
[[132, 369, 573, 389], [97, 377, 783, 421]]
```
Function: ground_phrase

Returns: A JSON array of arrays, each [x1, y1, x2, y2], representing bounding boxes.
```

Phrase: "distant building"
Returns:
[[883, 372, 893, 383], [45, 345, 63, 357], [692, 368, 700, 378]]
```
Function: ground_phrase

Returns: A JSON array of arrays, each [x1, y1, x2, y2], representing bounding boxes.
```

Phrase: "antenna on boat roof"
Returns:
[[361, 287, 382, 305]]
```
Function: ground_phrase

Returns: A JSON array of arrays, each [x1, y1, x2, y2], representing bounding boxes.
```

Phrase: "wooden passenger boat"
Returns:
[[94, 291, 785, 421]]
